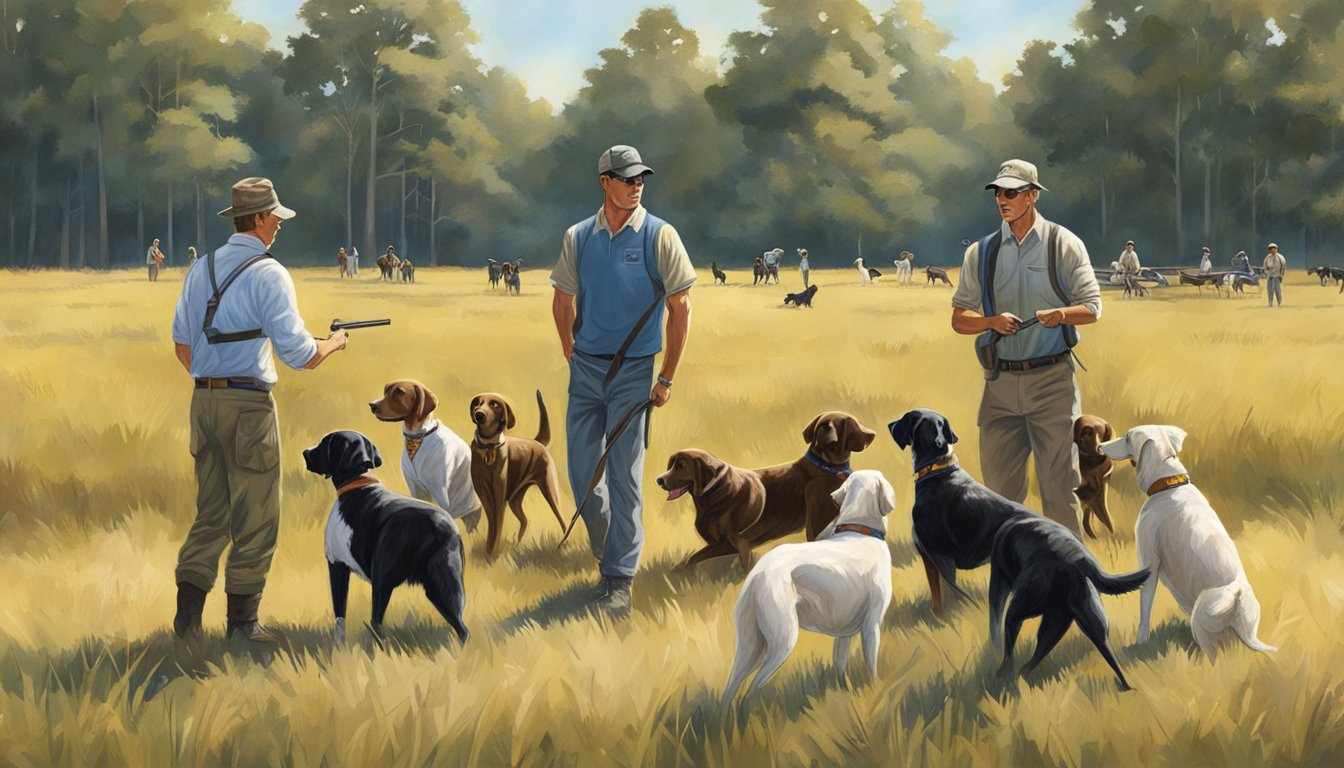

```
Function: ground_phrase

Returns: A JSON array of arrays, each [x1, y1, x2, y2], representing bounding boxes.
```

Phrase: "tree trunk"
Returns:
[[1173, 81, 1184, 258], [77, 156, 86, 269], [399, 160, 407, 260], [195, 179, 204, 255], [363, 61, 379, 265], [346, 128, 354, 252], [429, 172, 437, 267], [59, 177, 71, 269], [1099, 175, 1107, 243], [1202, 153, 1212, 247], [137, 198, 144, 267], [27, 156, 37, 267], [166, 177, 174, 267], [94, 90, 110, 269]]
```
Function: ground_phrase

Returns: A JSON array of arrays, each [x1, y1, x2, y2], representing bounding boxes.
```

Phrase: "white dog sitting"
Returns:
[[722, 470, 896, 705], [1099, 425, 1276, 660]]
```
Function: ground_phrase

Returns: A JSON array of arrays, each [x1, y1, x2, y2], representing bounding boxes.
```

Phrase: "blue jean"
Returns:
[[1267, 276, 1282, 306], [566, 350, 654, 579]]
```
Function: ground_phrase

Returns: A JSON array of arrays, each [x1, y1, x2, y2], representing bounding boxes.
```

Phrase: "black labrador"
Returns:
[[889, 409, 1147, 691], [711, 261, 727, 285], [783, 284, 818, 308], [303, 430, 469, 644]]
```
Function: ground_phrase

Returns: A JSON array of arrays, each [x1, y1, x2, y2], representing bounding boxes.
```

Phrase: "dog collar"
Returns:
[[833, 523, 885, 540], [804, 449, 851, 478], [1146, 474, 1190, 497], [474, 433, 506, 465], [915, 455, 958, 481], [337, 476, 380, 497], [403, 420, 440, 440]]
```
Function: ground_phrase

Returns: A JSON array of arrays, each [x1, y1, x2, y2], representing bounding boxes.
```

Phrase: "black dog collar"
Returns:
[[833, 523, 885, 540], [914, 454, 959, 483], [804, 449, 851, 478]]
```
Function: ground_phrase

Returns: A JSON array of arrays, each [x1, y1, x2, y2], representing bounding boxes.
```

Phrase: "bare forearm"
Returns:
[[174, 343, 192, 372], [1059, 305, 1099, 326], [552, 289, 576, 361], [304, 335, 344, 369], [951, 307, 990, 335], [660, 292, 691, 380]]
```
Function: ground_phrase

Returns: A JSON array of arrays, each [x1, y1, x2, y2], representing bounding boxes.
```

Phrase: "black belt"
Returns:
[[575, 350, 654, 362], [195, 377, 270, 392], [998, 352, 1070, 372]]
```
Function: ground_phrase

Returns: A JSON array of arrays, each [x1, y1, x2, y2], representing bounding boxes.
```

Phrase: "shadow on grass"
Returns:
[[0, 618, 466, 707]]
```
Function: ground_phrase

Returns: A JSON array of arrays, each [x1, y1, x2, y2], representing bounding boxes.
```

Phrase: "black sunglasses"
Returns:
[[991, 186, 1033, 200], [605, 173, 646, 186]]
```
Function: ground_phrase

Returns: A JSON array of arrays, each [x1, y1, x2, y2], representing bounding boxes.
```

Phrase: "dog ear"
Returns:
[[1102, 420, 1115, 442], [887, 416, 912, 449], [1072, 417, 1086, 443], [802, 414, 822, 445], [692, 453, 723, 496], [843, 416, 877, 453], [877, 474, 897, 516], [939, 418, 959, 447], [1162, 426, 1187, 455], [338, 432, 383, 474], [830, 476, 850, 509], [302, 438, 331, 476], [413, 383, 438, 423], [501, 397, 517, 430], [468, 395, 482, 419]]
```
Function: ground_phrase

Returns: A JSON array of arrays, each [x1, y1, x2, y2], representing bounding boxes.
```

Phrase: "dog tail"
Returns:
[[534, 389, 550, 447], [1194, 581, 1278, 655], [1087, 563, 1150, 595]]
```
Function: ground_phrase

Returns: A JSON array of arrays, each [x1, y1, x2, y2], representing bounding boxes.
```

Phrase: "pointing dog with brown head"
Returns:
[[1073, 415, 1116, 539], [370, 379, 482, 532], [467, 390, 568, 555]]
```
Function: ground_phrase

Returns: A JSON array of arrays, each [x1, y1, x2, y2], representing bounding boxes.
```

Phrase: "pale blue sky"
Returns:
[[234, 0, 1087, 106]]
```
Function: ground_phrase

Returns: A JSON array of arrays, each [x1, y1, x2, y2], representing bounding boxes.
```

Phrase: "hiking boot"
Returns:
[[225, 593, 281, 645], [592, 577, 632, 613], [172, 582, 207, 638]]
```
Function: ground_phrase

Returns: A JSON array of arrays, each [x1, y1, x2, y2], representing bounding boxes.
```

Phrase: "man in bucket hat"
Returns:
[[949, 159, 1101, 537], [169, 177, 350, 644]]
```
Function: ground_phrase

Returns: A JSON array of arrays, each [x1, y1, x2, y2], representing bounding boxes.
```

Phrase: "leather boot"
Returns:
[[172, 582, 208, 638], [225, 593, 281, 644]]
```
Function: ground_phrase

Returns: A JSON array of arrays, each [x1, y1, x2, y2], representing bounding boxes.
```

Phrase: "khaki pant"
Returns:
[[977, 360, 1083, 536], [176, 387, 282, 594]]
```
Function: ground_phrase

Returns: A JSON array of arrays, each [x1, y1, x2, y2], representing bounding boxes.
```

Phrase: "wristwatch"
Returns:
[[657, 376, 673, 388]]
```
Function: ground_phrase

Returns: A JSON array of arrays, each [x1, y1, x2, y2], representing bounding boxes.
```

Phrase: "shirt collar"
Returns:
[[593, 205, 647, 236], [226, 233, 269, 253], [1000, 211, 1049, 247]]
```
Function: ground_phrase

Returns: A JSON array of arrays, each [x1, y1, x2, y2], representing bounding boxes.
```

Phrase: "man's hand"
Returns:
[[329, 329, 349, 349], [1035, 308, 1067, 328], [650, 381, 671, 407], [987, 313, 1022, 335]]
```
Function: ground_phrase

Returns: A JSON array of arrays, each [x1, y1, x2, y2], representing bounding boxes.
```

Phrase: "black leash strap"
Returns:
[[603, 280, 665, 388], [203, 251, 273, 344], [556, 397, 655, 549]]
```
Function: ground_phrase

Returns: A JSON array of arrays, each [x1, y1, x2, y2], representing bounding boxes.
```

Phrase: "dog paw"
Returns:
[[1137, 629, 1150, 644]]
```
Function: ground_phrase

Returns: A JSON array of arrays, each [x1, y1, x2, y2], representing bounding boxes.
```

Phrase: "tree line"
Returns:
[[3, 0, 1341, 270]]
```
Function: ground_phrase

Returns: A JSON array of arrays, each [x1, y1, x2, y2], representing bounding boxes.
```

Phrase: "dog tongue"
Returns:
[[667, 485, 690, 501]]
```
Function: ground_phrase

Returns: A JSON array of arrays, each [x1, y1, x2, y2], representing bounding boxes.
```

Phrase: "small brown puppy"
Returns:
[[656, 449, 767, 571], [468, 390, 568, 555], [1073, 414, 1116, 538], [751, 411, 878, 543]]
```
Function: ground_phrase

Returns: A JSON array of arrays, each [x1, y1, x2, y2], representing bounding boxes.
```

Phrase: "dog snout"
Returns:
[[369, 401, 380, 413], [655, 474, 667, 489], [472, 410, 486, 424]]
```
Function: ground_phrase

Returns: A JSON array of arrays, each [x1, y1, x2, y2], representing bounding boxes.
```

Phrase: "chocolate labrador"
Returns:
[[1073, 414, 1116, 539], [656, 449, 766, 571]]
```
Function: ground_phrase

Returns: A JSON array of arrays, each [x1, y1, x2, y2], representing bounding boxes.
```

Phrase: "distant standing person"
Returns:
[[147, 238, 164, 281], [349, 246, 359, 277], [169, 177, 349, 644], [187, 246, 198, 268], [1232, 250, 1251, 273], [550, 145, 696, 613], [951, 159, 1101, 537], [1263, 243, 1286, 307], [797, 248, 810, 287], [1199, 247, 1212, 274], [1118, 241, 1141, 276]]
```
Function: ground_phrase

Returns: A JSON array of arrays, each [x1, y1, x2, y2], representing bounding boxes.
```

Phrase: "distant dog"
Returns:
[[370, 379, 482, 533], [656, 449, 767, 571], [722, 470, 897, 704], [1308, 266, 1331, 285], [783, 284, 818, 308], [302, 430, 469, 644], [896, 252, 914, 285], [1122, 275, 1148, 298], [1073, 415, 1115, 539], [1100, 425, 1277, 660], [926, 266, 952, 286], [711, 261, 727, 285], [377, 255, 394, 281], [502, 262, 521, 294], [468, 390, 568, 555], [888, 408, 1030, 613], [753, 257, 767, 285], [400, 259, 415, 283], [487, 259, 503, 289], [854, 257, 879, 284], [1230, 273, 1258, 294]]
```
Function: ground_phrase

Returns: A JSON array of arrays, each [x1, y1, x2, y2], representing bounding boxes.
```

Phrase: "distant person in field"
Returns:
[[550, 144, 696, 613], [337, 247, 348, 278], [349, 246, 359, 277], [1232, 250, 1251, 274], [169, 176, 349, 645], [797, 248, 810, 287], [1199, 246, 1212, 274], [147, 238, 164, 281], [763, 248, 782, 284], [187, 246, 198, 268], [1118, 241, 1141, 276], [1263, 243, 1286, 307], [951, 159, 1101, 538]]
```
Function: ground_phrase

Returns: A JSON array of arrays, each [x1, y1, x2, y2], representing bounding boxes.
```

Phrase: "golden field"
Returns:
[[0, 264, 1342, 767]]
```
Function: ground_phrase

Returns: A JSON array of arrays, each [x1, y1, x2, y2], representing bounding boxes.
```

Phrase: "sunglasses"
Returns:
[[605, 173, 646, 187], [991, 186, 1033, 200]]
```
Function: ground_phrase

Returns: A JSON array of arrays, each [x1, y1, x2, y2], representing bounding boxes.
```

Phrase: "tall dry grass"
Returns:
[[1, 265, 1342, 767]]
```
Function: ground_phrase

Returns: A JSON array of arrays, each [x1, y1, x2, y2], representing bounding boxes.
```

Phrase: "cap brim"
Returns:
[[611, 164, 653, 178], [216, 203, 297, 219], [985, 177, 1045, 191], [272, 203, 296, 220], [1098, 437, 1131, 461]]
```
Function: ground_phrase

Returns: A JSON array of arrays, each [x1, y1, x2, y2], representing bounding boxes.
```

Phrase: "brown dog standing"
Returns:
[[468, 390, 568, 555], [1073, 414, 1116, 538], [656, 449, 767, 571]]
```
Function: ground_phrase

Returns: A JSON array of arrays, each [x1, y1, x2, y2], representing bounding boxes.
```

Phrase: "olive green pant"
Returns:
[[977, 360, 1083, 537], [175, 387, 282, 595]]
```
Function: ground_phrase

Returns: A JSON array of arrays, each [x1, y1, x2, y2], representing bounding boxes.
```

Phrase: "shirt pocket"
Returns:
[[235, 407, 279, 473]]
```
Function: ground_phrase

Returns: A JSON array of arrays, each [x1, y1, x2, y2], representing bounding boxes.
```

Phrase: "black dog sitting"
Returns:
[[783, 284, 818, 308], [303, 430, 469, 644], [711, 260, 727, 284], [889, 409, 1147, 690]]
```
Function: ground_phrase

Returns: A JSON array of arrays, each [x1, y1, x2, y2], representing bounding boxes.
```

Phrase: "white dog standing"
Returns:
[[722, 470, 896, 705], [1099, 425, 1276, 660]]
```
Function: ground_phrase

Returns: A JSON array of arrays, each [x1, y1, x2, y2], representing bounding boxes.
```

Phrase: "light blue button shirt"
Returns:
[[171, 234, 317, 386]]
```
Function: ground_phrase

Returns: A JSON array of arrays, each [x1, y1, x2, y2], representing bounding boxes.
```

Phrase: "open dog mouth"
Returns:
[[666, 484, 692, 501]]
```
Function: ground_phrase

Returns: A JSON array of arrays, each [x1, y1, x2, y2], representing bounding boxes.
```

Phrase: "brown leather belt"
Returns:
[[194, 377, 270, 392], [999, 351, 1070, 372]]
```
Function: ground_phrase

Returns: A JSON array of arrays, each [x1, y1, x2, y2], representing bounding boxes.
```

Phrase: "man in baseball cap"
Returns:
[[951, 158, 1101, 538], [597, 145, 654, 179]]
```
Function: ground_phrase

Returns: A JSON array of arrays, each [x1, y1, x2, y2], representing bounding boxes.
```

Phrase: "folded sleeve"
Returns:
[[549, 225, 581, 295], [656, 224, 697, 295], [951, 242, 982, 311]]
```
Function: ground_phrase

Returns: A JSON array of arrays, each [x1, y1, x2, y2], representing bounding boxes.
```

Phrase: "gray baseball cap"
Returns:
[[217, 177, 296, 219], [985, 159, 1047, 191], [598, 145, 654, 178]]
